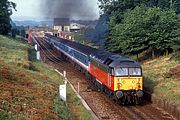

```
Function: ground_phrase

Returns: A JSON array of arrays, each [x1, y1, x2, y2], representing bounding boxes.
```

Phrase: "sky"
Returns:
[[11, 0, 100, 21]]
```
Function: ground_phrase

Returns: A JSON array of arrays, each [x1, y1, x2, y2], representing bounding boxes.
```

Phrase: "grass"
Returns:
[[54, 96, 72, 120], [142, 56, 180, 106], [0, 111, 11, 120], [67, 85, 94, 120], [0, 35, 93, 119]]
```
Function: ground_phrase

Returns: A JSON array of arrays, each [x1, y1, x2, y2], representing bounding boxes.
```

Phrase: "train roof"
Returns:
[[45, 34, 141, 68], [91, 52, 141, 68], [53, 37, 96, 55], [109, 56, 141, 68]]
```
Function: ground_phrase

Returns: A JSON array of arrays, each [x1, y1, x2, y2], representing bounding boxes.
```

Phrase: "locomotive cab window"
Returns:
[[115, 67, 142, 76], [129, 68, 141, 76], [115, 68, 128, 76]]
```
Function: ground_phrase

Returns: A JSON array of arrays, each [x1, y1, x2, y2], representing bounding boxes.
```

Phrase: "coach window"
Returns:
[[115, 68, 128, 76]]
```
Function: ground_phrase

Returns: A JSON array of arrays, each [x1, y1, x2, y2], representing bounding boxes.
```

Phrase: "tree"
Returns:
[[153, 9, 180, 55], [148, 0, 180, 10], [98, 0, 180, 15], [98, 0, 180, 29], [106, 6, 180, 58], [106, 6, 150, 56], [98, 0, 148, 24], [0, 0, 16, 35], [11, 21, 17, 38], [92, 15, 109, 46]]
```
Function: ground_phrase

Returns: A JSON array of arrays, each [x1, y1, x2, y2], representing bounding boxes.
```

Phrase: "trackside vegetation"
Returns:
[[0, 36, 93, 119], [142, 56, 180, 106]]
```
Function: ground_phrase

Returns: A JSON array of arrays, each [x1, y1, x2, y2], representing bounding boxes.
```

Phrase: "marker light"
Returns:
[[132, 80, 135, 84], [136, 78, 140, 82]]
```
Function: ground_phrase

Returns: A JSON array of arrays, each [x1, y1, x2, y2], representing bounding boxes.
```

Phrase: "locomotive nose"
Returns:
[[136, 91, 143, 97]]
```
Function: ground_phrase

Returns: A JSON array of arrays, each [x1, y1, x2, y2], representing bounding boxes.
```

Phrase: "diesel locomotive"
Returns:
[[44, 34, 143, 104]]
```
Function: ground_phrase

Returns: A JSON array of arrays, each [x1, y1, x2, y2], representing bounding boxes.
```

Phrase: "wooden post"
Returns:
[[63, 71, 67, 84], [36, 51, 41, 60], [63, 71, 66, 78]]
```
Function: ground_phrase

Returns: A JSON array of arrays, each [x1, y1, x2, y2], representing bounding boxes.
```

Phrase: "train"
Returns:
[[43, 33, 144, 104]]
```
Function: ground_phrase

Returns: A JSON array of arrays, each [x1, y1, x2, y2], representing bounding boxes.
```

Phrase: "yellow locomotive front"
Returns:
[[113, 67, 143, 104]]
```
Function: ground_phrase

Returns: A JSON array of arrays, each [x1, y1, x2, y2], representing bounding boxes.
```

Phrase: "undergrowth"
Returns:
[[142, 56, 180, 106]]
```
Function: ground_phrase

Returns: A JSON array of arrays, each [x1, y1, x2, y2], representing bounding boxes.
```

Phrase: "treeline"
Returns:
[[0, 0, 16, 35], [98, 0, 180, 59]]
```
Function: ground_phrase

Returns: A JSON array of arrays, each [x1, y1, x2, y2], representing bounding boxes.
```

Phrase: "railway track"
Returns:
[[33, 34, 177, 120]]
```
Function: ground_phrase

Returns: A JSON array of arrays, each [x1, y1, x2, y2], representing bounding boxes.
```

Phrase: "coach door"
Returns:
[[108, 68, 113, 87]]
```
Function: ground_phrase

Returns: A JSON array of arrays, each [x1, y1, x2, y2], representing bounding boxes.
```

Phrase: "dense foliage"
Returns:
[[85, 15, 109, 47], [98, 0, 180, 58], [107, 6, 180, 55], [0, 0, 16, 35]]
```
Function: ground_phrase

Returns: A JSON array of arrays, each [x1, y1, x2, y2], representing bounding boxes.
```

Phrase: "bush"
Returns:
[[171, 50, 180, 62]]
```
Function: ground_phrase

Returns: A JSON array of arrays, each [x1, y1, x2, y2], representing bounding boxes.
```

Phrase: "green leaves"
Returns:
[[106, 5, 180, 56], [0, 0, 16, 35]]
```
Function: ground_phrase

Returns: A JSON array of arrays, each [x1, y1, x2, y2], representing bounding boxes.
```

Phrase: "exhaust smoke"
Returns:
[[41, 0, 99, 20]]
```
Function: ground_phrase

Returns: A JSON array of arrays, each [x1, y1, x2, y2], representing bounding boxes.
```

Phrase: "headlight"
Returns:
[[136, 91, 143, 97], [116, 91, 123, 98]]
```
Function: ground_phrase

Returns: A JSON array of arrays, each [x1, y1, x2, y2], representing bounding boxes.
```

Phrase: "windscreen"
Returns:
[[115, 68, 128, 76], [115, 67, 142, 76], [129, 68, 141, 76]]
